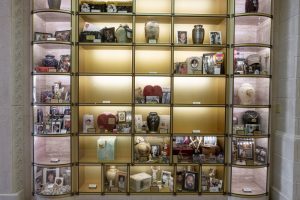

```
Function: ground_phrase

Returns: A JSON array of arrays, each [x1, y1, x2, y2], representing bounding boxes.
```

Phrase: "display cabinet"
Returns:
[[32, 0, 272, 198], [230, 0, 272, 197], [32, 0, 74, 197]]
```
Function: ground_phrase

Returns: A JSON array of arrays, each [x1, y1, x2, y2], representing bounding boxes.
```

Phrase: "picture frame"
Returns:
[[151, 145, 160, 158], [101, 27, 116, 43], [55, 30, 71, 42], [83, 114, 94, 133], [209, 31, 222, 45], [117, 111, 126, 123], [161, 170, 172, 186], [186, 57, 202, 74], [159, 115, 170, 133], [202, 53, 215, 74], [34, 32, 53, 41], [54, 177, 64, 187], [52, 121, 61, 133], [203, 136, 217, 146], [183, 171, 198, 191], [174, 62, 188, 74], [115, 171, 127, 192], [245, 124, 261, 134], [177, 31, 187, 44], [145, 96, 160, 104], [237, 140, 253, 160], [43, 168, 59, 185]]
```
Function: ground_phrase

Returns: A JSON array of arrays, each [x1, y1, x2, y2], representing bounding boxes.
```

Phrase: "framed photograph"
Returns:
[[55, 30, 71, 42], [186, 57, 202, 74], [209, 31, 222, 45], [52, 121, 61, 133], [175, 136, 185, 144], [237, 141, 253, 160], [117, 111, 126, 123], [174, 62, 188, 74], [102, 27, 116, 43], [115, 171, 127, 192], [161, 170, 172, 186], [135, 115, 143, 132], [183, 171, 198, 191], [245, 124, 261, 134], [202, 53, 215, 74], [203, 136, 217, 146], [177, 31, 187, 44], [43, 168, 59, 185], [159, 115, 170, 133], [83, 114, 94, 133], [35, 124, 44, 134], [176, 171, 184, 190], [34, 32, 53, 41], [54, 177, 64, 187], [151, 145, 160, 158]]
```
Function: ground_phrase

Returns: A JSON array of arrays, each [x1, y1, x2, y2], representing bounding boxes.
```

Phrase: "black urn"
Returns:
[[147, 112, 160, 133]]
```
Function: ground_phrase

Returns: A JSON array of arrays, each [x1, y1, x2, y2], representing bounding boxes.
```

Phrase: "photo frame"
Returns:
[[177, 31, 187, 44], [209, 31, 222, 45], [161, 170, 172, 186], [186, 57, 202, 74], [237, 141, 253, 160], [54, 177, 64, 187], [202, 53, 215, 74], [174, 62, 188, 74], [43, 168, 59, 185], [117, 111, 126, 123], [151, 145, 160, 158], [55, 30, 71, 42], [183, 171, 198, 191], [52, 121, 61, 133], [146, 96, 160, 104], [245, 124, 261, 134], [115, 171, 127, 192], [34, 32, 53, 41], [203, 136, 217, 146], [101, 27, 116, 43]]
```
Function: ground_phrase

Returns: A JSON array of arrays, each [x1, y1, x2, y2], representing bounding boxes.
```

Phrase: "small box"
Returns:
[[97, 136, 116, 161], [130, 172, 152, 192]]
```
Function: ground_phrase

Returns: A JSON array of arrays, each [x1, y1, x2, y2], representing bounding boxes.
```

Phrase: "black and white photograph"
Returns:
[[177, 31, 188, 44], [118, 111, 126, 123], [245, 124, 261, 134], [102, 27, 116, 42], [52, 121, 61, 133], [43, 168, 59, 185], [161, 170, 172, 186], [54, 177, 64, 187], [151, 145, 160, 158], [116, 171, 127, 192], [55, 30, 71, 42], [209, 31, 222, 45], [183, 172, 198, 191], [186, 57, 202, 74]]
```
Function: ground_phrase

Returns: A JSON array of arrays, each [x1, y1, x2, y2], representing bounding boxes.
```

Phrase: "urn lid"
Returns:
[[194, 24, 203, 28]]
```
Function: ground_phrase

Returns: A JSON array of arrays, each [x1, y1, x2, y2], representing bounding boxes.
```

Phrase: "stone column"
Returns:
[[271, 0, 300, 200], [0, 0, 31, 199]]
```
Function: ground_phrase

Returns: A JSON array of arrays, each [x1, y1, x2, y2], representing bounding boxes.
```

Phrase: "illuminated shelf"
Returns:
[[173, 74, 227, 77], [32, 41, 72, 45], [78, 12, 133, 16], [233, 75, 271, 78], [77, 103, 132, 106], [173, 104, 227, 107], [33, 9, 72, 15], [78, 42, 133, 46], [32, 72, 72, 76], [232, 105, 271, 108], [33, 10, 72, 22], [234, 13, 272, 18], [77, 73, 132, 76], [33, 133, 72, 137], [233, 43, 272, 48], [231, 134, 270, 138], [32, 103, 72, 106]]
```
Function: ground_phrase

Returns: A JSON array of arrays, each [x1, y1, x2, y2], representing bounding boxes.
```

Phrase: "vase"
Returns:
[[147, 112, 160, 133], [192, 25, 205, 44], [106, 166, 117, 187], [135, 141, 151, 157], [116, 24, 132, 43], [58, 55, 71, 72], [245, 0, 259, 13], [42, 55, 58, 68], [48, 0, 61, 9], [145, 21, 159, 43]]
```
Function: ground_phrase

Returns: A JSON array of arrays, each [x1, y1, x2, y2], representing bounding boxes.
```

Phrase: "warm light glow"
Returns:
[[135, 76, 170, 89], [175, 0, 227, 14], [136, 0, 171, 13]]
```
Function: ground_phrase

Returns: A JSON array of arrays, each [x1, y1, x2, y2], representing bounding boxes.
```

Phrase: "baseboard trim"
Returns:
[[0, 190, 24, 200]]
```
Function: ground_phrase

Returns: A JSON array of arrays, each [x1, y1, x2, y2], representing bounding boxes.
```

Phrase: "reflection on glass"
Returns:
[[34, 166, 71, 195]]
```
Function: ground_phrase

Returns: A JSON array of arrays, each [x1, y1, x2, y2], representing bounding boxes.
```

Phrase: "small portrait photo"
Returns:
[[54, 30, 71, 42], [54, 177, 64, 187], [183, 172, 197, 191], [145, 96, 160, 104], [34, 32, 53, 41], [161, 170, 172, 186], [52, 121, 61, 133], [35, 124, 44, 134], [102, 27, 116, 43], [186, 57, 202, 74], [203, 136, 217, 146], [151, 145, 160, 158], [177, 31, 188, 44], [209, 31, 222, 45], [43, 168, 59, 185], [115, 171, 127, 192]]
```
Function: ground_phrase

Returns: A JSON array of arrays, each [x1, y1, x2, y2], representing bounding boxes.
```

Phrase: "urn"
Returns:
[[192, 25, 205, 44], [42, 55, 58, 68], [48, 0, 61, 9], [237, 83, 256, 105], [145, 21, 159, 43], [147, 112, 160, 133], [106, 166, 117, 187], [116, 24, 132, 43]]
